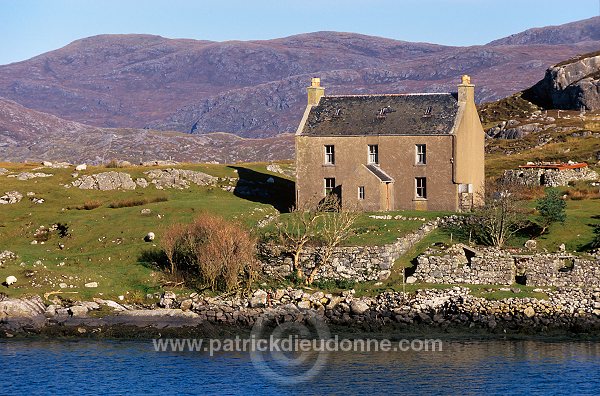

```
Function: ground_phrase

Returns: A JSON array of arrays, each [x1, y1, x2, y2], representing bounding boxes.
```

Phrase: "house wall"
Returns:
[[454, 83, 486, 206], [296, 134, 458, 211]]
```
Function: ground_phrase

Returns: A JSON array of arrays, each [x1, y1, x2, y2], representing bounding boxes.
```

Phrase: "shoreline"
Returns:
[[3, 286, 600, 340]]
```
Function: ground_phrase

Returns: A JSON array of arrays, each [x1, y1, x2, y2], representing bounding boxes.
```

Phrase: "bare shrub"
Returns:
[[161, 223, 186, 274], [276, 201, 323, 280], [467, 180, 531, 248], [160, 214, 257, 292], [306, 195, 359, 285]]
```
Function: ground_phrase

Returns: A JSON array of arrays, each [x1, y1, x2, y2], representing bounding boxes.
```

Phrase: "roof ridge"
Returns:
[[325, 93, 453, 98]]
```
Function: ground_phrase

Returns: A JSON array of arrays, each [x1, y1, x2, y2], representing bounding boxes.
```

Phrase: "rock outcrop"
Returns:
[[523, 51, 600, 110], [0, 191, 23, 204], [143, 168, 218, 189], [71, 172, 137, 190]]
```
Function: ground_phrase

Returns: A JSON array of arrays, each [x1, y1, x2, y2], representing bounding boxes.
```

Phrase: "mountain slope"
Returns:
[[488, 16, 600, 46], [0, 97, 294, 163], [0, 19, 599, 136]]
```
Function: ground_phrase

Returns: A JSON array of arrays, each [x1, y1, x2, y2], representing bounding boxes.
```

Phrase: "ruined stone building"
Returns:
[[502, 162, 598, 187], [295, 76, 485, 212]]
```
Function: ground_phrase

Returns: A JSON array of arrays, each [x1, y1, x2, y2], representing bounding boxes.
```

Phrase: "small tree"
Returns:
[[535, 188, 566, 235], [276, 203, 323, 280], [306, 195, 359, 285], [468, 180, 530, 248]]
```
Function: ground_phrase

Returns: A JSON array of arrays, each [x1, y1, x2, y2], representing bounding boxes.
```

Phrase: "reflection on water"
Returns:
[[1, 339, 600, 395]]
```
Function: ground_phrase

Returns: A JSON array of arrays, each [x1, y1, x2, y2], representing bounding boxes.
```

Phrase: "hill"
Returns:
[[488, 16, 600, 46], [0, 97, 294, 164], [0, 18, 599, 136]]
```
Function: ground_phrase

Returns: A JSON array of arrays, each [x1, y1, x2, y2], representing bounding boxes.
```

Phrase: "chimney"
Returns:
[[307, 77, 325, 106], [457, 74, 474, 103]]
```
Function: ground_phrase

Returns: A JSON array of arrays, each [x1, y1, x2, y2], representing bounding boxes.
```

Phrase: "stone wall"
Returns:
[[516, 255, 600, 288], [413, 244, 600, 288], [260, 220, 440, 282], [502, 166, 598, 187], [413, 245, 515, 285]]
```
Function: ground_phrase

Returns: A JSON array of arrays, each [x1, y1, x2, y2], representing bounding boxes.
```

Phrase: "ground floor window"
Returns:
[[358, 186, 365, 200], [325, 177, 335, 195], [415, 177, 427, 199]]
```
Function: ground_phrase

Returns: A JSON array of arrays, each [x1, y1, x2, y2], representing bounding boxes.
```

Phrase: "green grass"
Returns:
[[0, 162, 281, 301], [1, 159, 598, 302]]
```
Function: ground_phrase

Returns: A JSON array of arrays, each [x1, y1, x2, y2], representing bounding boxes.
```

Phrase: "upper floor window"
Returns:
[[416, 144, 426, 165], [325, 178, 336, 195], [368, 145, 379, 164], [416, 177, 427, 199], [324, 145, 335, 165]]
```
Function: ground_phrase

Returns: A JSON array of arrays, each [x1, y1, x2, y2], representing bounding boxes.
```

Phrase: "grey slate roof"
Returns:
[[300, 93, 459, 136], [364, 164, 394, 182]]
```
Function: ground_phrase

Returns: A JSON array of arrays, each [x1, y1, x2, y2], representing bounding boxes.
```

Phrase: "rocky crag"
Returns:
[[523, 51, 600, 111]]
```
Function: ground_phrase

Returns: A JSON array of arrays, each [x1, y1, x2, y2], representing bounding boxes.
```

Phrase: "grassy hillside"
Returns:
[[0, 152, 598, 301], [0, 161, 438, 300]]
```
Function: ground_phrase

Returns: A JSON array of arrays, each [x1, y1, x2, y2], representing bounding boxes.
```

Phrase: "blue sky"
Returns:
[[0, 0, 598, 65]]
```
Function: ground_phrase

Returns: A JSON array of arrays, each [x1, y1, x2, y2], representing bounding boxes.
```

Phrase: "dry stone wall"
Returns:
[[413, 245, 515, 285], [413, 244, 600, 288], [260, 220, 441, 282]]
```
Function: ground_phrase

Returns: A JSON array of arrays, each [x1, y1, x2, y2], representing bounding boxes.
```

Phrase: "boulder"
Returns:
[[524, 306, 536, 318], [525, 240, 537, 250], [75, 164, 87, 171], [84, 282, 98, 288], [0, 191, 23, 204], [350, 300, 369, 315], [249, 289, 268, 308], [68, 306, 89, 317], [72, 172, 136, 190]]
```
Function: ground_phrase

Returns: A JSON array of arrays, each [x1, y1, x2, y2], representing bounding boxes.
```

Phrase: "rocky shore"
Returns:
[[3, 286, 600, 338]]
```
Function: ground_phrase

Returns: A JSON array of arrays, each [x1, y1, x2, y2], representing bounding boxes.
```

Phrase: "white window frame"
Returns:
[[324, 178, 335, 195], [416, 144, 426, 165], [358, 186, 365, 200], [415, 177, 427, 199], [324, 145, 335, 165], [368, 145, 379, 164]]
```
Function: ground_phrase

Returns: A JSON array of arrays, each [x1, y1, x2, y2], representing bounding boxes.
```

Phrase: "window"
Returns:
[[416, 144, 426, 165], [368, 145, 379, 164], [415, 177, 427, 199], [324, 178, 335, 195], [324, 145, 335, 165], [358, 186, 365, 200]]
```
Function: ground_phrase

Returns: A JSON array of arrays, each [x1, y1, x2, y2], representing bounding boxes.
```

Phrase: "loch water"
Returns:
[[1, 338, 600, 395]]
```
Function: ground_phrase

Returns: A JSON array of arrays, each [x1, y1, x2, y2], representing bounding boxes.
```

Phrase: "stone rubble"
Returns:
[[9, 172, 53, 181]]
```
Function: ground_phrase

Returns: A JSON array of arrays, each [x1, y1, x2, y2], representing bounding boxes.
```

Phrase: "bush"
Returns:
[[108, 196, 168, 208], [104, 159, 124, 168], [160, 214, 258, 292], [69, 200, 103, 210]]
